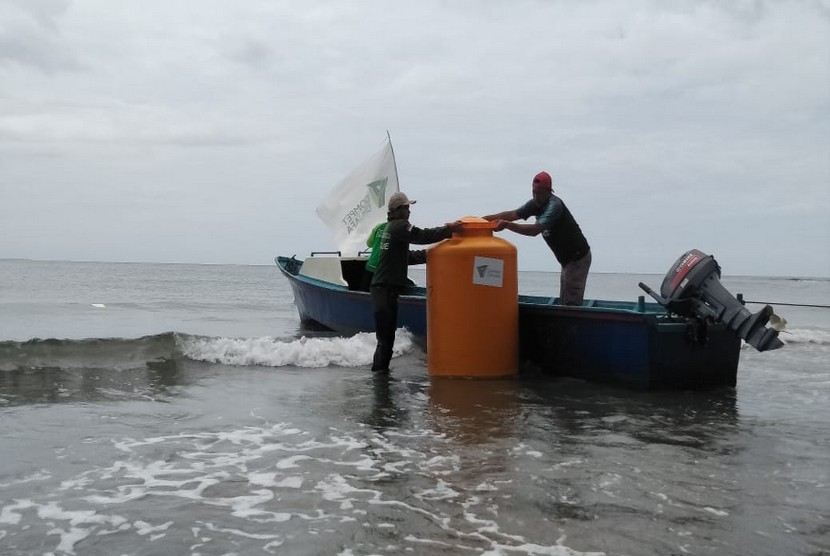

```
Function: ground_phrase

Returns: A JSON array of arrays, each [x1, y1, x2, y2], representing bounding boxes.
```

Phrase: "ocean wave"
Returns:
[[736, 327, 830, 351], [0, 330, 416, 372], [177, 329, 415, 368], [775, 328, 830, 345], [1, 325, 824, 373], [0, 332, 179, 372]]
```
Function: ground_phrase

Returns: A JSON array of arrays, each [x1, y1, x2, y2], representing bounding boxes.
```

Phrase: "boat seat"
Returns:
[[299, 257, 349, 286]]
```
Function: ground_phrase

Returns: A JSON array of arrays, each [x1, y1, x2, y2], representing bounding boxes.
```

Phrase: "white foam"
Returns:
[[134, 519, 173, 536], [0, 470, 51, 488], [598, 473, 622, 490], [203, 521, 283, 541], [3, 417, 610, 556], [778, 328, 830, 344], [0, 499, 34, 525], [739, 327, 830, 350], [487, 540, 606, 556], [178, 329, 415, 367], [248, 472, 304, 489], [404, 535, 605, 556], [416, 479, 460, 501], [314, 473, 380, 505], [36, 501, 129, 554], [276, 455, 313, 469], [510, 443, 544, 458]]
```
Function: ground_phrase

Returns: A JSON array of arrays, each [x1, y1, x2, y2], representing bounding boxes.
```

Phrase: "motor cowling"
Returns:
[[639, 249, 784, 352]]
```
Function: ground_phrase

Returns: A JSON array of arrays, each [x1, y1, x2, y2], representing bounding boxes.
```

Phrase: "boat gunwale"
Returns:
[[276, 255, 674, 318]]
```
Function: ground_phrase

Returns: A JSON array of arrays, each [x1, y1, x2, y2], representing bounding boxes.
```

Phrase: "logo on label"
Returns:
[[669, 250, 702, 290], [472, 256, 504, 288], [339, 177, 390, 234], [366, 177, 389, 209]]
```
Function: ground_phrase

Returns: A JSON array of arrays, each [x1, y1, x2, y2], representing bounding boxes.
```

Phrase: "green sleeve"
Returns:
[[367, 223, 383, 247]]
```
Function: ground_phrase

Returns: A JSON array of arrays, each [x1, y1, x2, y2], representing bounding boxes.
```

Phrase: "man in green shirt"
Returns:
[[360, 221, 387, 292]]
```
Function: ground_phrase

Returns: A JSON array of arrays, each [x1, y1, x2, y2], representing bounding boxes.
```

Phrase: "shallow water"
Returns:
[[0, 260, 828, 555]]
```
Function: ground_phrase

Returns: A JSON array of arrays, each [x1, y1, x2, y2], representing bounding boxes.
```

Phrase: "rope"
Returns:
[[743, 300, 830, 309]]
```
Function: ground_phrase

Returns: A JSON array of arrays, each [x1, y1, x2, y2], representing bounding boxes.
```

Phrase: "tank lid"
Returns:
[[459, 216, 497, 230]]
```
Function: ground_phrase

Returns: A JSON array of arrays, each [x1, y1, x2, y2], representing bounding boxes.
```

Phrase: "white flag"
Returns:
[[315, 141, 399, 256]]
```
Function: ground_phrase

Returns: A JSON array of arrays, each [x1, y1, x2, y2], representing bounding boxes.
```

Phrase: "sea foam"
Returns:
[[177, 329, 415, 367]]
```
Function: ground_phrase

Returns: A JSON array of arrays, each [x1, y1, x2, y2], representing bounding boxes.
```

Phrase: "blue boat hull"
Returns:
[[292, 277, 428, 339], [276, 256, 740, 390], [518, 303, 739, 389]]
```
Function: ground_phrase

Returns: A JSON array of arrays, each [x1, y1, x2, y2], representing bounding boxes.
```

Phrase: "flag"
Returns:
[[315, 141, 399, 256]]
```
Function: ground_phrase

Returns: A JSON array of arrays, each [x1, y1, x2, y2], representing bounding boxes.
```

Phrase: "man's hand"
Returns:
[[494, 220, 509, 232]]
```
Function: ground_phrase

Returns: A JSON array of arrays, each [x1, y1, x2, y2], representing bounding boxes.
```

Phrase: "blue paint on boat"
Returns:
[[276, 255, 741, 390]]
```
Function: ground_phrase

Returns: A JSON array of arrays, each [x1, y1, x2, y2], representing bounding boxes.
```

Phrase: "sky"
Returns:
[[1, 0, 828, 277]]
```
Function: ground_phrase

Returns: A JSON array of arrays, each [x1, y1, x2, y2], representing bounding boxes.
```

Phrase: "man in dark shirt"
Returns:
[[483, 171, 591, 306], [370, 192, 462, 373]]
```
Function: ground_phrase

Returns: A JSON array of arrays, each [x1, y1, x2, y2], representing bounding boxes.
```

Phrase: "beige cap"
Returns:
[[388, 191, 417, 211]]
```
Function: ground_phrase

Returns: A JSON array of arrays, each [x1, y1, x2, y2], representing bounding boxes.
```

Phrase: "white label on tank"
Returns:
[[472, 256, 504, 287]]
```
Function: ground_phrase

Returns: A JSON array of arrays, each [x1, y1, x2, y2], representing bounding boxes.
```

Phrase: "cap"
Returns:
[[388, 191, 417, 211], [532, 171, 552, 189]]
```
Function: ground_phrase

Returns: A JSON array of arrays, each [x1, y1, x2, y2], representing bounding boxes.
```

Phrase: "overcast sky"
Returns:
[[1, 0, 828, 277]]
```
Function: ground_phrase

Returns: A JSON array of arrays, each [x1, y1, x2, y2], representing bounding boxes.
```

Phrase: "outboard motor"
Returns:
[[639, 249, 784, 352]]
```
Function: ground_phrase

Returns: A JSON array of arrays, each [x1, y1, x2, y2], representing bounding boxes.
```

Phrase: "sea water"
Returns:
[[0, 259, 828, 555]]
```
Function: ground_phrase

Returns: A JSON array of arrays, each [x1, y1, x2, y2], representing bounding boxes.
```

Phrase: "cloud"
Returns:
[[0, 0, 828, 276], [0, 0, 79, 72]]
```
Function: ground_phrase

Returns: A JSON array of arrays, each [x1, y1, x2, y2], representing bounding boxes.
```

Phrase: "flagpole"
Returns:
[[386, 130, 400, 189]]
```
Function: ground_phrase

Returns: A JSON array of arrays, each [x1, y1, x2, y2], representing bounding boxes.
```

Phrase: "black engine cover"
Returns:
[[640, 249, 784, 352]]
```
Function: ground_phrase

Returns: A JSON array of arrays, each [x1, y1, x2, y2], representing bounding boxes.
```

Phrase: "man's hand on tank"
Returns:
[[447, 220, 464, 233]]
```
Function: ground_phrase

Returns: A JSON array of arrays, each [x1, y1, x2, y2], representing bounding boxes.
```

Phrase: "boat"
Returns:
[[284, 138, 783, 389], [275, 249, 784, 390]]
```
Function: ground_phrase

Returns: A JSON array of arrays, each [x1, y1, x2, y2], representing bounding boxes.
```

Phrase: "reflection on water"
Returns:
[[0, 333, 193, 406], [422, 373, 740, 453], [361, 373, 410, 431], [427, 377, 523, 444], [0, 357, 190, 406], [525, 378, 740, 448]]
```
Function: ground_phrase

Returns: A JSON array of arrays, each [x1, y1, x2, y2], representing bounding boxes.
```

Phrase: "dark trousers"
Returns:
[[559, 250, 592, 306], [370, 285, 399, 372], [359, 270, 374, 292]]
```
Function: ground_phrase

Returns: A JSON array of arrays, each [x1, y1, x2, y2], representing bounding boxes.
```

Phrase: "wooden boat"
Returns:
[[275, 253, 757, 390]]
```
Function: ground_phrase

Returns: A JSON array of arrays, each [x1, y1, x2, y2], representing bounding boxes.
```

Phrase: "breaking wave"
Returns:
[[178, 329, 415, 367], [0, 326, 826, 373], [770, 327, 830, 345], [0, 330, 417, 372]]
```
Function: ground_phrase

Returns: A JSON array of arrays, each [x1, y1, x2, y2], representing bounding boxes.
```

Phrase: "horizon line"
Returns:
[[1, 257, 827, 280]]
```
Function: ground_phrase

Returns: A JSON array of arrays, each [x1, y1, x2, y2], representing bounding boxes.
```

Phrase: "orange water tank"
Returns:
[[426, 217, 518, 378]]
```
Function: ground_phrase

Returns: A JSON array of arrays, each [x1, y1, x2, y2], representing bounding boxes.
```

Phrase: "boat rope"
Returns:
[[742, 300, 830, 309]]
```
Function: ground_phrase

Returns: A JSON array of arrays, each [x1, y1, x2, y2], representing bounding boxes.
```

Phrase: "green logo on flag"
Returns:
[[366, 178, 389, 209]]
